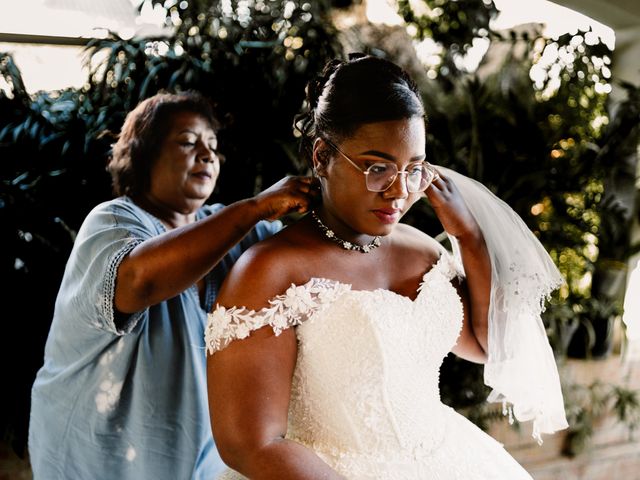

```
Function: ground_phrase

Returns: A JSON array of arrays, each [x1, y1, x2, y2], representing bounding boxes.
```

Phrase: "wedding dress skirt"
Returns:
[[206, 253, 532, 479]]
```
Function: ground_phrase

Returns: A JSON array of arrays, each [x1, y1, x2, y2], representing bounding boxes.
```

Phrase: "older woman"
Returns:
[[28, 91, 317, 479]]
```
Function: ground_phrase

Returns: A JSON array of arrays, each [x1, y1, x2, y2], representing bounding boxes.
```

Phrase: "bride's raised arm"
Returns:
[[425, 170, 492, 364]]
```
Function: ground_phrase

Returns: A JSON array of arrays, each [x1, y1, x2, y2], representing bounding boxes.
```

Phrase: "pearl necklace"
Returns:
[[311, 210, 381, 253]]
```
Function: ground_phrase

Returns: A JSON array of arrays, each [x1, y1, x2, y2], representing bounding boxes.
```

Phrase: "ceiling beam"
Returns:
[[0, 32, 91, 46]]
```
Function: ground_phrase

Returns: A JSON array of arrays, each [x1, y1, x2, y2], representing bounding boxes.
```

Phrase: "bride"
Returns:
[[204, 54, 568, 479]]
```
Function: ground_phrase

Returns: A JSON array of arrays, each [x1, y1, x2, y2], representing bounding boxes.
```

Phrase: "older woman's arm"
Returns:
[[115, 176, 315, 314]]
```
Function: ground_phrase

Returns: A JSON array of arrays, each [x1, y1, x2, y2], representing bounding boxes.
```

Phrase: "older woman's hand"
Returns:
[[253, 175, 320, 221]]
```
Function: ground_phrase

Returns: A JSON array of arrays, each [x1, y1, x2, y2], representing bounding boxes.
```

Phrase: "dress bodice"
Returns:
[[205, 254, 466, 471], [287, 258, 464, 458]]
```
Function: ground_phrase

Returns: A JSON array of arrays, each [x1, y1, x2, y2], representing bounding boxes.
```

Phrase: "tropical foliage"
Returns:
[[1, 0, 638, 458]]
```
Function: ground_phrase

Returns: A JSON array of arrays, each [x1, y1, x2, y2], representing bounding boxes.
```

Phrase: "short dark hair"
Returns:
[[108, 91, 220, 197], [294, 53, 425, 164]]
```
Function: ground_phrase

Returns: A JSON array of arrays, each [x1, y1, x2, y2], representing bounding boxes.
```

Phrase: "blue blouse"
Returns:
[[29, 197, 281, 480]]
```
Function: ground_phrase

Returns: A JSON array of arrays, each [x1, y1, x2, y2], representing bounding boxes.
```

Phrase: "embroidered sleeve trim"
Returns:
[[205, 279, 350, 355], [102, 238, 145, 334]]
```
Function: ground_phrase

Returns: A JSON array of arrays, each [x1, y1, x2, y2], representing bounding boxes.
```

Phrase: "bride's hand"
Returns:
[[423, 170, 481, 241]]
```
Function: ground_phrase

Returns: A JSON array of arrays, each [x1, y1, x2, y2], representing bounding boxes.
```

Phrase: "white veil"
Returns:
[[441, 167, 568, 443]]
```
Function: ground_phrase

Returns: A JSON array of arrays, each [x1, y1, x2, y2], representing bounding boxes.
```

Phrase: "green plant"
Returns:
[[439, 354, 508, 434], [397, 0, 498, 81], [589, 81, 640, 307], [566, 296, 622, 359], [542, 299, 581, 359], [0, 55, 114, 454], [388, 4, 640, 454], [562, 380, 640, 457]]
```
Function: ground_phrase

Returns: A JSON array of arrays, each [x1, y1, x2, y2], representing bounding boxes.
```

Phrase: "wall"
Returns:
[[494, 356, 640, 480]]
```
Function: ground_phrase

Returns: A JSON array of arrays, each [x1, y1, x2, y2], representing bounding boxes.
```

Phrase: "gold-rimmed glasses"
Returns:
[[324, 139, 438, 193]]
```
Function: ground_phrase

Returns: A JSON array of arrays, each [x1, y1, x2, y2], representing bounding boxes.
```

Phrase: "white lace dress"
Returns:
[[205, 253, 532, 479]]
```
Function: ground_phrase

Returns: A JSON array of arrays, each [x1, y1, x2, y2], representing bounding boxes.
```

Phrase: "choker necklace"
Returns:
[[311, 210, 381, 253]]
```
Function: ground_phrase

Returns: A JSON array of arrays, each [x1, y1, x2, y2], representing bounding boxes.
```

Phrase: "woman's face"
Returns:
[[148, 111, 220, 212], [315, 116, 426, 239]]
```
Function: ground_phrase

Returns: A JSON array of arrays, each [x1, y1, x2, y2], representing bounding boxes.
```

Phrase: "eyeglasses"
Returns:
[[324, 139, 438, 193]]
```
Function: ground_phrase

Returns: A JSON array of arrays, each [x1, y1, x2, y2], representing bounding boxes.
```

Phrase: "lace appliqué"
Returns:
[[205, 279, 350, 355], [418, 252, 465, 292]]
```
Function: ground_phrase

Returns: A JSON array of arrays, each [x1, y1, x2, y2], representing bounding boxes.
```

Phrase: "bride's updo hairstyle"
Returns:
[[294, 53, 425, 164]]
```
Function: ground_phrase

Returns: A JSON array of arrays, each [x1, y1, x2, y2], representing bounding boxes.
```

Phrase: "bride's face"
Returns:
[[314, 116, 426, 239]]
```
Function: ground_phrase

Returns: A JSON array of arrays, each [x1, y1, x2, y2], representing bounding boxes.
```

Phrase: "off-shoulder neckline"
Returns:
[[205, 253, 462, 354], [218, 252, 460, 314], [298, 252, 454, 299]]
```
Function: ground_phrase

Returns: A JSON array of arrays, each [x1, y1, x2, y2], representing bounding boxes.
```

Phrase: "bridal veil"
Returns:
[[442, 167, 568, 443]]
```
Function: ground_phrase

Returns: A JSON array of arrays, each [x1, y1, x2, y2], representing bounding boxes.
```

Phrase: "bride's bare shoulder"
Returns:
[[216, 223, 311, 309], [394, 222, 443, 261]]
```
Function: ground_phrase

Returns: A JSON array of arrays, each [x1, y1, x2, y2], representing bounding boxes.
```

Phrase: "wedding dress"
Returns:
[[206, 252, 533, 479]]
